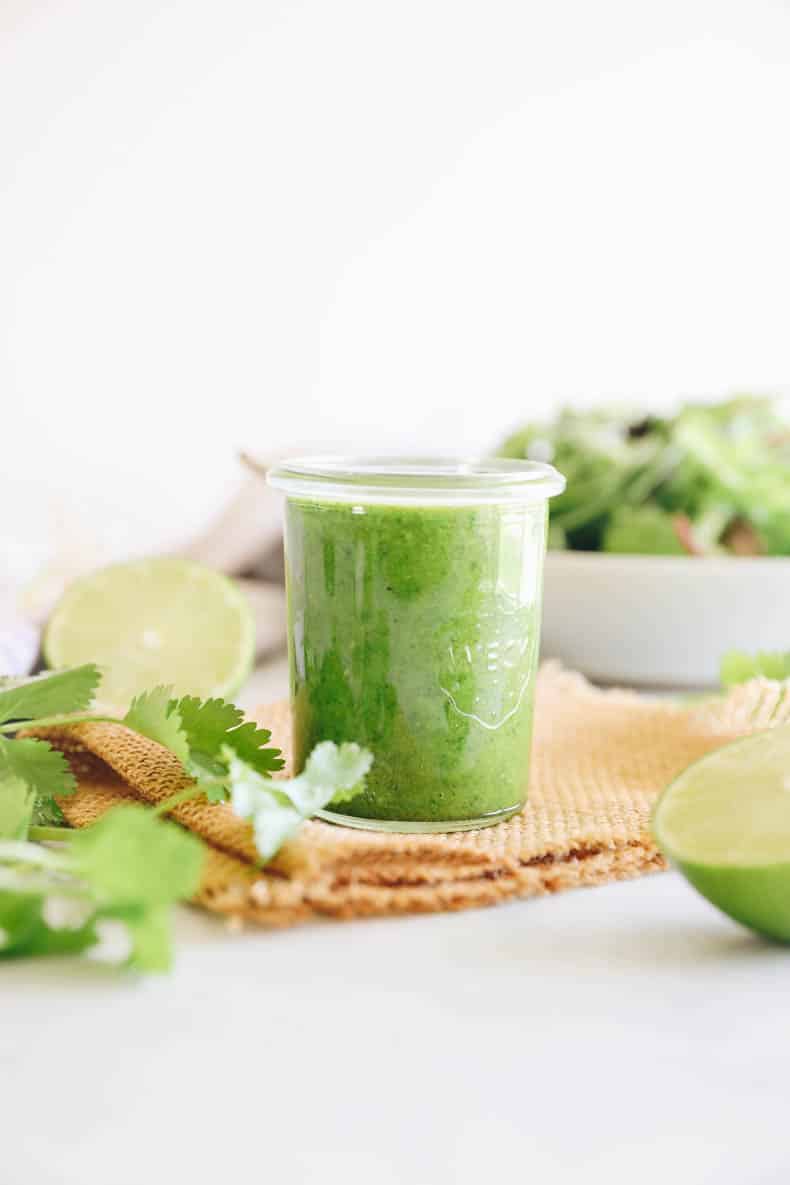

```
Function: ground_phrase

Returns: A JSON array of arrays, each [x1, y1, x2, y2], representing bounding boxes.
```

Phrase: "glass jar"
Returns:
[[268, 457, 565, 832]]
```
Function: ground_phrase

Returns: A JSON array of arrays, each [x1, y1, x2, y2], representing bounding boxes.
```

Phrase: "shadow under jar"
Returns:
[[268, 457, 565, 832]]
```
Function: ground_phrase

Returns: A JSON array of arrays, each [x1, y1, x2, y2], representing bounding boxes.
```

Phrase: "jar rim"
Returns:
[[267, 455, 565, 506]]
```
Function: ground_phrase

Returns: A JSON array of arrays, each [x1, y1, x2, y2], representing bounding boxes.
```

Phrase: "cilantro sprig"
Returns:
[[0, 664, 101, 726], [0, 665, 104, 828], [0, 808, 204, 969], [227, 740, 372, 861], [124, 687, 285, 804], [0, 665, 373, 972]]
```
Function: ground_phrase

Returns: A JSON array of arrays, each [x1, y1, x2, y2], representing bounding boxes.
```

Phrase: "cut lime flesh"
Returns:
[[43, 559, 255, 712], [653, 726, 790, 941]]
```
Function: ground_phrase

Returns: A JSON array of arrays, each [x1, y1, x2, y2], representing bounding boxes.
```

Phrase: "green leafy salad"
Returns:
[[0, 665, 371, 972], [499, 395, 790, 555], [720, 649, 790, 686]]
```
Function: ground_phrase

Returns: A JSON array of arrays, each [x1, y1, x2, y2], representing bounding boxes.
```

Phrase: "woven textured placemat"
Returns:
[[36, 665, 790, 927]]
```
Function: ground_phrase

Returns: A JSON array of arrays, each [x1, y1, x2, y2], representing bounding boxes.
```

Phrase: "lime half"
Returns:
[[44, 559, 255, 712], [653, 726, 790, 941]]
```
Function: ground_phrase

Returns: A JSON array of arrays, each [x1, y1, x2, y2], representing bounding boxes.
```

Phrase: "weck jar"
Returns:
[[268, 457, 565, 832]]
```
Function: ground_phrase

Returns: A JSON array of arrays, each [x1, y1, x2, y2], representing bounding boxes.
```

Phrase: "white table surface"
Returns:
[[3, 662, 789, 1185]]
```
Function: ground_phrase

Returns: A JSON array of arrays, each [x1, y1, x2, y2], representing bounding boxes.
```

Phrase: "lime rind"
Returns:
[[652, 725, 790, 941], [676, 860, 790, 943]]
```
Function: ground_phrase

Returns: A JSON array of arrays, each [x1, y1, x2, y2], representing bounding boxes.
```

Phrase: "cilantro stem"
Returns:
[[151, 786, 201, 816], [28, 825, 74, 844], [0, 712, 118, 735], [151, 777, 224, 817]]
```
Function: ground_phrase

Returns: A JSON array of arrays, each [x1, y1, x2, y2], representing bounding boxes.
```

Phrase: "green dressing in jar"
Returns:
[[269, 458, 564, 832]]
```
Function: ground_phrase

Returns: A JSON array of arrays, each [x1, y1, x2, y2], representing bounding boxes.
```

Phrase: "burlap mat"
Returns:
[[36, 665, 790, 927]]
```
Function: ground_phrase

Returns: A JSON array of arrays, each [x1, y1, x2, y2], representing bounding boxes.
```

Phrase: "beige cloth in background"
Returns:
[[37, 666, 790, 927]]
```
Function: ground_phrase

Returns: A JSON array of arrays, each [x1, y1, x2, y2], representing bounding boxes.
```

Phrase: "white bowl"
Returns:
[[541, 552, 790, 688]]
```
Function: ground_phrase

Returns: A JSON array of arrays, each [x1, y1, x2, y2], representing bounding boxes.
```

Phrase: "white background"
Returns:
[[2, 0, 790, 569]]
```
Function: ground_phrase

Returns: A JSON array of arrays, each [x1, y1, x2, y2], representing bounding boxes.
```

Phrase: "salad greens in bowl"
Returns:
[[498, 396, 790, 686], [499, 395, 790, 557]]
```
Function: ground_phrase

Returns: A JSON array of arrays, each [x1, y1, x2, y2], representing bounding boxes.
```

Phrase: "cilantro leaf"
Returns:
[[119, 691, 283, 806], [225, 741, 373, 863], [123, 688, 190, 765], [0, 892, 43, 955], [287, 741, 373, 813], [222, 715, 284, 772], [0, 843, 102, 961], [31, 796, 66, 828], [70, 805, 205, 907], [0, 665, 96, 825], [172, 695, 246, 801], [225, 755, 304, 861], [0, 665, 101, 726], [0, 892, 98, 959], [175, 694, 244, 748], [0, 776, 35, 840], [219, 719, 284, 775], [0, 807, 205, 972], [721, 650, 790, 687], [175, 694, 284, 776], [0, 735, 77, 803], [121, 904, 179, 972]]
